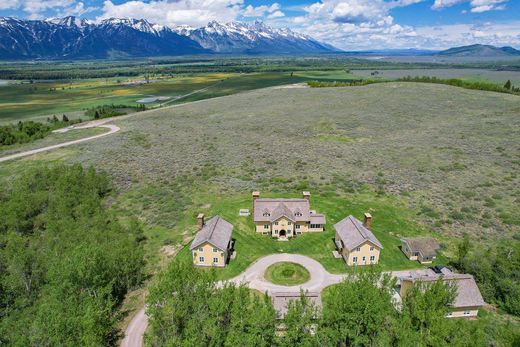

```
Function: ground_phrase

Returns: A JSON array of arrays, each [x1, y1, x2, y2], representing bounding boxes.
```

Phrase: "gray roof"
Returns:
[[334, 215, 383, 251], [254, 198, 317, 223], [310, 213, 326, 225], [190, 216, 233, 251], [399, 269, 485, 308], [401, 237, 440, 258], [272, 292, 322, 318]]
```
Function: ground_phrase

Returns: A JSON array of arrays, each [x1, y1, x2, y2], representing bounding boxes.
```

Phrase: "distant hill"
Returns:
[[437, 44, 520, 57]]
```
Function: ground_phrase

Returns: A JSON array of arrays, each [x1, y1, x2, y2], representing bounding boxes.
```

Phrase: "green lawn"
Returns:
[[173, 191, 450, 280], [264, 262, 311, 286]]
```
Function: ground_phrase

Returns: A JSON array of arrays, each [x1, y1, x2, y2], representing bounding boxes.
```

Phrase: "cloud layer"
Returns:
[[0, 0, 518, 50]]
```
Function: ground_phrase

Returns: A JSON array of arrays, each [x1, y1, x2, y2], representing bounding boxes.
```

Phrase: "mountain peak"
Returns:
[[0, 16, 338, 59]]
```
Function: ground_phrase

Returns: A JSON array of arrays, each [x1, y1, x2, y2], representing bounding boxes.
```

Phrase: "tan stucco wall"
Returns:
[[256, 223, 271, 234], [337, 238, 380, 266], [192, 242, 227, 267], [272, 217, 294, 238]]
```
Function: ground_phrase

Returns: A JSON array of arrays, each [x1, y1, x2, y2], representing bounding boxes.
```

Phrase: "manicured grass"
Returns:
[[171, 190, 449, 280], [264, 262, 311, 286]]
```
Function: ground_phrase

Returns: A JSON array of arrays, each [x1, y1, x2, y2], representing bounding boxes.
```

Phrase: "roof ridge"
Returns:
[[206, 216, 219, 240], [350, 215, 368, 239]]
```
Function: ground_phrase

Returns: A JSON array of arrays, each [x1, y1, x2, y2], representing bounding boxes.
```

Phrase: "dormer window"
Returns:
[[295, 212, 302, 217], [263, 211, 270, 217]]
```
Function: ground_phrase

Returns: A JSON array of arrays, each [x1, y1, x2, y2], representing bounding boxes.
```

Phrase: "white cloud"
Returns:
[[100, 0, 246, 27], [432, 0, 508, 12], [267, 10, 285, 19], [243, 3, 281, 17], [0, 0, 95, 18]]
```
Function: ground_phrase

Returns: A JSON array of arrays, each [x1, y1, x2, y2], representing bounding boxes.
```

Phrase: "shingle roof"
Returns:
[[253, 198, 311, 222], [272, 292, 322, 318], [401, 237, 440, 258], [334, 215, 383, 251], [399, 269, 485, 308], [190, 216, 233, 251], [310, 213, 326, 225]]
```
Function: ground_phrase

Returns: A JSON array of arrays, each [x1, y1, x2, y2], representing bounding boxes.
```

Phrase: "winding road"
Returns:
[[0, 121, 120, 163]]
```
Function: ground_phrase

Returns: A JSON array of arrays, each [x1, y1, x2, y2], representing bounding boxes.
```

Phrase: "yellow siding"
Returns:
[[337, 239, 380, 266], [272, 217, 293, 238], [256, 223, 271, 234], [192, 242, 227, 267]]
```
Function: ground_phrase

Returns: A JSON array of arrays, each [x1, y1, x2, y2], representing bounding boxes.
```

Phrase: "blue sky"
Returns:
[[1, 0, 519, 50]]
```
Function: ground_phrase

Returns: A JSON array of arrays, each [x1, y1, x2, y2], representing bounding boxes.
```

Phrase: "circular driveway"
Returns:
[[226, 253, 347, 294]]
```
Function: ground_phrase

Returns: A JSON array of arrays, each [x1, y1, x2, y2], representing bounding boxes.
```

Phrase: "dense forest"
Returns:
[[147, 260, 519, 346], [0, 165, 145, 345]]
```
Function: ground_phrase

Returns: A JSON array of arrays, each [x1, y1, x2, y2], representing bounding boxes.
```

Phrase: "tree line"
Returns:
[[455, 234, 520, 316], [0, 165, 145, 345], [146, 260, 519, 346], [0, 116, 77, 147]]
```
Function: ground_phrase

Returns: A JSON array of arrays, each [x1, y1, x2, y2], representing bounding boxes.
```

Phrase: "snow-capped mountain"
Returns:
[[0, 16, 338, 59], [177, 20, 336, 54]]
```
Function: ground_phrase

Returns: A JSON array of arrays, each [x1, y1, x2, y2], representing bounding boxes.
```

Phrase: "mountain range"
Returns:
[[0, 17, 337, 59]]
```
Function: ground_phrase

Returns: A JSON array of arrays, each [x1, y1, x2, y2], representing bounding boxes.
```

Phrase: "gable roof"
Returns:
[[334, 215, 383, 251], [399, 269, 485, 308], [190, 216, 233, 251], [401, 237, 440, 258], [253, 198, 312, 222]]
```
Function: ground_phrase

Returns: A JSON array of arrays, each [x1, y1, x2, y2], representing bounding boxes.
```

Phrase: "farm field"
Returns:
[[352, 68, 520, 85], [1, 82, 518, 275]]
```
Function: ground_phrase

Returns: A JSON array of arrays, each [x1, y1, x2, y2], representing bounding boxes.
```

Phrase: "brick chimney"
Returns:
[[303, 191, 311, 201], [363, 213, 372, 229], [252, 191, 260, 203], [197, 213, 205, 229]]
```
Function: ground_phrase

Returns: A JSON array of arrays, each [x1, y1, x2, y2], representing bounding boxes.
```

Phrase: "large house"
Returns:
[[252, 191, 326, 239], [400, 237, 440, 264], [190, 214, 233, 267], [334, 213, 383, 266], [397, 267, 485, 318]]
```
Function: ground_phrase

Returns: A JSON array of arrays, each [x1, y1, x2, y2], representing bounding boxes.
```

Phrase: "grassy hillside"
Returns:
[[2, 82, 518, 274]]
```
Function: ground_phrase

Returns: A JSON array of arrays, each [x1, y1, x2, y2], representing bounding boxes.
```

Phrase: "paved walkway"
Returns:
[[226, 254, 347, 294]]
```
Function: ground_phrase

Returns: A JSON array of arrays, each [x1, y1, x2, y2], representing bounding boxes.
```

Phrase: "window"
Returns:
[[446, 312, 452, 317], [274, 230, 278, 234], [295, 212, 302, 217], [264, 224, 269, 229], [199, 248, 203, 252], [213, 247, 218, 252], [263, 212, 270, 217], [353, 256, 358, 263], [310, 224, 321, 229], [356, 247, 361, 252], [370, 246, 374, 251], [199, 256, 204, 262], [295, 224, 301, 229], [274, 221, 279, 226], [463, 311, 470, 316], [362, 256, 366, 262], [213, 257, 219, 263], [370, 256, 375, 261], [288, 221, 292, 225]]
